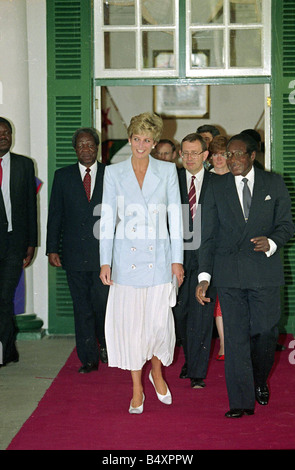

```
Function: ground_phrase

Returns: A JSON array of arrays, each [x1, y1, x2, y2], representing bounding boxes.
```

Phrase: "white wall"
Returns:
[[106, 84, 265, 144], [0, 0, 48, 328]]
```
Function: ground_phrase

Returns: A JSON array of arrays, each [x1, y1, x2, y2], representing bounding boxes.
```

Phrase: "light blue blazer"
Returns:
[[100, 155, 183, 287]]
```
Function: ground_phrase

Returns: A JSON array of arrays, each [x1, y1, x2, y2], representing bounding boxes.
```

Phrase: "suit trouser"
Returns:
[[0, 235, 23, 364], [66, 270, 109, 366], [218, 286, 281, 410], [173, 269, 215, 378]]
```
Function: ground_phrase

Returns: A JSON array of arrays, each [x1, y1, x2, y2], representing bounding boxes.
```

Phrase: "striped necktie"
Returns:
[[83, 167, 91, 202], [188, 175, 196, 219]]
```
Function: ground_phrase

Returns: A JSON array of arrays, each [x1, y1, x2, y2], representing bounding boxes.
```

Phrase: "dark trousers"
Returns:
[[66, 270, 109, 366], [173, 269, 215, 378], [0, 237, 23, 364], [218, 286, 281, 410]]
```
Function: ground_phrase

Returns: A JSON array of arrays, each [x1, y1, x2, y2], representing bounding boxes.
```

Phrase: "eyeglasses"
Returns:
[[181, 151, 204, 160], [212, 152, 228, 159], [226, 151, 248, 160]]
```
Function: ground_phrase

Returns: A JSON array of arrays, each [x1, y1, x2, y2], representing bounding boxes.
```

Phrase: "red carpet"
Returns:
[[7, 335, 295, 450]]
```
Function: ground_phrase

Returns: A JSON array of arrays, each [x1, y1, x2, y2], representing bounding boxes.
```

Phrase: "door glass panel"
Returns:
[[191, 0, 224, 24], [230, 29, 262, 67], [191, 30, 224, 68], [143, 31, 174, 68], [103, 0, 135, 25], [142, 0, 174, 25], [230, 0, 262, 24], [104, 32, 136, 69]]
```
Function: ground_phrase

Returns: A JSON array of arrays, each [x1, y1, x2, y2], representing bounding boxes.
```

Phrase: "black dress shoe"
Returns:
[[78, 363, 98, 374], [190, 378, 205, 388], [179, 363, 187, 379], [255, 384, 269, 405], [225, 409, 254, 418], [2, 351, 19, 366], [99, 347, 108, 364]]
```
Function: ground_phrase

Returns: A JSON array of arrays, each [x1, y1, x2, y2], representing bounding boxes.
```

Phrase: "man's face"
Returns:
[[180, 139, 208, 175], [154, 142, 175, 161], [199, 132, 213, 149], [75, 132, 98, 167], [0, 123, 12, 157], [227, 140, 255, 177]]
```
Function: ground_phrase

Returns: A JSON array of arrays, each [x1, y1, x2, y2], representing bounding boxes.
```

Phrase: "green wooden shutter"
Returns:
[[272, 0, 295, 334], [47, 0, 93, 334]]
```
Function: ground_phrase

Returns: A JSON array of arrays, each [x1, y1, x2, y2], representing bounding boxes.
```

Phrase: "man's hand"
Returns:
[[250, 236, 270, 252], [195, 280, 210, 306], [48, 253, 62, 267], [23, 247, 35, 268]]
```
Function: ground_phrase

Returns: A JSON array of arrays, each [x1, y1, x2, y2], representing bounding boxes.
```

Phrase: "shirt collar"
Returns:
[[235, 165, 255, 184], [78, 160, 97, 175], [0, 151, 10, 162], [185, 166, 204, 183]]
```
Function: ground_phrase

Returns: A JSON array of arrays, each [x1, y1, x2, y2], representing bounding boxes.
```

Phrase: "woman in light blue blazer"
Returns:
[[100, 112, 184, 414]]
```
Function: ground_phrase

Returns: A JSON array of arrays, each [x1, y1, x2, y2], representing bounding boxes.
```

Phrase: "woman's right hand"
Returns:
[[100, 265, 113, 286]]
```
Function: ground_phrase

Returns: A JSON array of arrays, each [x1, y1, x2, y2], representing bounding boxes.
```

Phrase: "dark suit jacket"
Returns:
[[198, 167, 294, 288], [0, 153, 37, 259], [46, 161, 105, 271], [178, 167, 215, 272]]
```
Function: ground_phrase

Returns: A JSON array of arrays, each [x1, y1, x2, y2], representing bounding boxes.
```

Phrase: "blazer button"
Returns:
[[131, 264, 136, 269], [148, 264, 153, 269], [131, 247, 137, 252]]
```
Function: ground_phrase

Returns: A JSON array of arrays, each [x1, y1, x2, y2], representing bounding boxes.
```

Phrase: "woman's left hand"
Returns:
[[172, 263, 185, 287]]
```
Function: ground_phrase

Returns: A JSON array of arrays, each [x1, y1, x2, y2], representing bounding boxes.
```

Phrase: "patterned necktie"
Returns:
[[242, 177, 251, 221], [0, 158, 2, 187], [83, 167, 91, 202], [188, 175, 196, 219]]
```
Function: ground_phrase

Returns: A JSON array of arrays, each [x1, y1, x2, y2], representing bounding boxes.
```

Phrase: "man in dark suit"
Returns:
[[46, 127, 109, 373], [0, 117, 37, 366], [174, 133, 217, 388], [196, 133, 294, 418]]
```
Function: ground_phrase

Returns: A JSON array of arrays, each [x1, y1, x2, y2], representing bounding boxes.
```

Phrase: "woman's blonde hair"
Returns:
[[127, 112, 163, 143]]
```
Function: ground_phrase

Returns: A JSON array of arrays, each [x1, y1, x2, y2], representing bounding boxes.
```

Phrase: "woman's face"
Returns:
[[211, 150, 228, 171], [129, 133, 155, 160]]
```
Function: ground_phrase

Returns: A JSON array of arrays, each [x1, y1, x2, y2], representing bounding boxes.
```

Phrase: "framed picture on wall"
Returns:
[[153, 51, 209, 119]]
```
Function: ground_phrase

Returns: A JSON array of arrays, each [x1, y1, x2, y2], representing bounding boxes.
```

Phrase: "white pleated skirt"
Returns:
[[105, 283, 176, 371]]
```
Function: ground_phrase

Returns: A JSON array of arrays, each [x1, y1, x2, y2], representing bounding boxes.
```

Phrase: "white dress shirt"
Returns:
[[78, 160, 97, 199], [186, 167, 204, 205], [0, 151, 12, 231]]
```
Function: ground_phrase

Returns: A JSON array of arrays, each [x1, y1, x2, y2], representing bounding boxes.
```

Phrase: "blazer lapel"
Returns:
[[120, 156, 161, 207], [72, 163, 92, 204], [141, 156, 161, 202], [246, 168, 267, 225], [225, 173, 246, 230]]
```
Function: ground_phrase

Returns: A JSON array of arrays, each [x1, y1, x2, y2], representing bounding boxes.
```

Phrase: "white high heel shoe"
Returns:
[[129, 393, 145, 414], [149, 371, 172, 405]]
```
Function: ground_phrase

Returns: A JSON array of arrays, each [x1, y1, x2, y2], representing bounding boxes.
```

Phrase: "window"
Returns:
[[94, 0, 271, 78], [94, 0, 179, 77], [187, 0, 271, 77]]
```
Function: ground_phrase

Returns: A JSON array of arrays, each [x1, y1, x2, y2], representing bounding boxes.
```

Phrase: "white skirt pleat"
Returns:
[[105, 283, 176, 371]]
